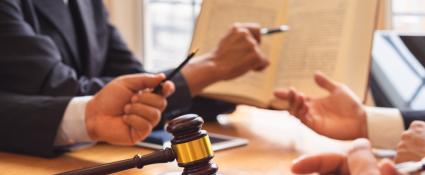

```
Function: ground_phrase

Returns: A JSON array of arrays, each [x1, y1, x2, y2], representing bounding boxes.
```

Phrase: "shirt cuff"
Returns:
[[366, 106, 405, 149], [55, 96, 94, 146]]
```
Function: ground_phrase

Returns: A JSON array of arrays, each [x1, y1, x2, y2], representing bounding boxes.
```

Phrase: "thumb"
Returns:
[[118, 73, 165, 92], [347, 139, 381, 175], [314, 71, 338, 92], [239, 23, 261, 43], [379, 159, 398, 175]]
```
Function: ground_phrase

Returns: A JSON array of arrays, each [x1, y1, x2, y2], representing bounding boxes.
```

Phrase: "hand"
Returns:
[[292, 139, 398, 175], [274, 72, 367, 140], [210, 23, 269, 80], [182, 23, 269, 95], [85, 73, 175, 145], [395, 121, 425, 163]]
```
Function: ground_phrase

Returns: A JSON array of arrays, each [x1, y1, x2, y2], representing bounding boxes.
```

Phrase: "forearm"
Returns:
[[181, 53, 220, 96]]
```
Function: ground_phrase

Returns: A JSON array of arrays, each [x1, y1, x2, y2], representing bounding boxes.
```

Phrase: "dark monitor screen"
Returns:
[[400, 35, 425, 68]]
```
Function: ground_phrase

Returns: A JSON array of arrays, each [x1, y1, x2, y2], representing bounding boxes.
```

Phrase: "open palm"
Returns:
[[275, 72, 367, 140]]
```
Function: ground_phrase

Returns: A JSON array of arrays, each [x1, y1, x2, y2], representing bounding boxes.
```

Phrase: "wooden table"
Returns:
[[0, 106, 351, 175]]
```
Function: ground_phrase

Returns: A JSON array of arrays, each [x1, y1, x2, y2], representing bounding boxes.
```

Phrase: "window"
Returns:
[[391, 0, 425, 32], [371, 0, 425, 110], [143, 0, 202, 72]]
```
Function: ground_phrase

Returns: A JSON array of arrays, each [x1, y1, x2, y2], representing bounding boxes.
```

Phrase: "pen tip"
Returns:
[[192, 48, 200, 54]]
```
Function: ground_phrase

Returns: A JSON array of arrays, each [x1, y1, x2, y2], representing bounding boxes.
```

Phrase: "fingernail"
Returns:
[[124, 104, 131, 113]]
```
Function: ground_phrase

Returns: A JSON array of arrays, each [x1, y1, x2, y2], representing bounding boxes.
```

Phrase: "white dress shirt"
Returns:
[[55, 96, 94, 147]]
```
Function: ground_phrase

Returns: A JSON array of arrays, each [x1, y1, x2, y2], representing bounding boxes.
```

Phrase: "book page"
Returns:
[[274, 0, 377, 99], [191, 0, 287, 105]]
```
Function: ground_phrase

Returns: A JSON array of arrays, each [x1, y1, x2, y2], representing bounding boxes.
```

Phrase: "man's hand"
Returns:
[[291, 139, 398, 175], [395, 121, 425, 163], [85, 73, 175, 145], [209, 23, 268, 80], [182, 23, 269, 95], [274, 72, 367, 140]]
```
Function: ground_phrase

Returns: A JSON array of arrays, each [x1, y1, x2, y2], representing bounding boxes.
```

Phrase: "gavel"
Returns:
[[57, 114, 218, 175]]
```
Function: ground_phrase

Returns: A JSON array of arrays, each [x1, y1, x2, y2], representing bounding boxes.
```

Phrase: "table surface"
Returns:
[[0, 106, 351, 175]]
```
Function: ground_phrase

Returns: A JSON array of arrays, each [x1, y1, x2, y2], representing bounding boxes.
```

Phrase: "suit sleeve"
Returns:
[[0, 91, 70, 157], [0, 0, 104, 157], [401, 110, 425, 129], [0, 0, 122, 97]]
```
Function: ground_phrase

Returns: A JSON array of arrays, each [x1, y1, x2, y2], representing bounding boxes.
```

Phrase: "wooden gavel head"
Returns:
[[167, 114, 218, 175]]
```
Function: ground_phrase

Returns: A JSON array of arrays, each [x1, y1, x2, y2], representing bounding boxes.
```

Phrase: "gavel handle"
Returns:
[[57, 148, 175, 175]]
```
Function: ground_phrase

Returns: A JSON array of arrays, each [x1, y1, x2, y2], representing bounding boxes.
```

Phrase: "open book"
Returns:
[[191, 0, 378, 109]]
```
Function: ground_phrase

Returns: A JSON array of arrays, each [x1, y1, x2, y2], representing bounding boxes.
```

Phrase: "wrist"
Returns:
[[85, 99, 98, 141], [359, 105, 368, 138], [181, 53, 221, 95]]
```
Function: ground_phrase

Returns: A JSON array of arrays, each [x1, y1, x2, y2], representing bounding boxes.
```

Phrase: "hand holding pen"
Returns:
[[150, 24, 288, 96], [152, 48, 199, 94]]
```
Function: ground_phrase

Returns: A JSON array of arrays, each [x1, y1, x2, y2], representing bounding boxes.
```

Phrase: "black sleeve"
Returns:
[[0, 0, 75, 157], [0, 0, 115, 96], [401, 110, 425, 129], [0, 91, 71, 157]]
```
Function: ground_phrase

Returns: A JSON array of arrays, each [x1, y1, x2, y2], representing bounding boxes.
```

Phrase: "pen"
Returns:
[[260, 25, 289, 35], [152, 48, 199, 94]]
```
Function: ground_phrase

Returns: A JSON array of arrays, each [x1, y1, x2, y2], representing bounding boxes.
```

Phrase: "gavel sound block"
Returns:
[[57, 114, 218, 175]]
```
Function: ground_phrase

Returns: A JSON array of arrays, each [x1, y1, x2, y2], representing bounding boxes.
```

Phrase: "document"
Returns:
[[191, 0, 378, 108]]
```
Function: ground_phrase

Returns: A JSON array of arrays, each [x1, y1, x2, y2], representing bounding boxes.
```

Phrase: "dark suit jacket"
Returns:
[[402, 110, 425, 129], [0, 0, 196, 157]]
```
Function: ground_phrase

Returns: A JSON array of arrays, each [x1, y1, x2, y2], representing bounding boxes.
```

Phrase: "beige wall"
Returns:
[[103, 0, 144, 60]]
